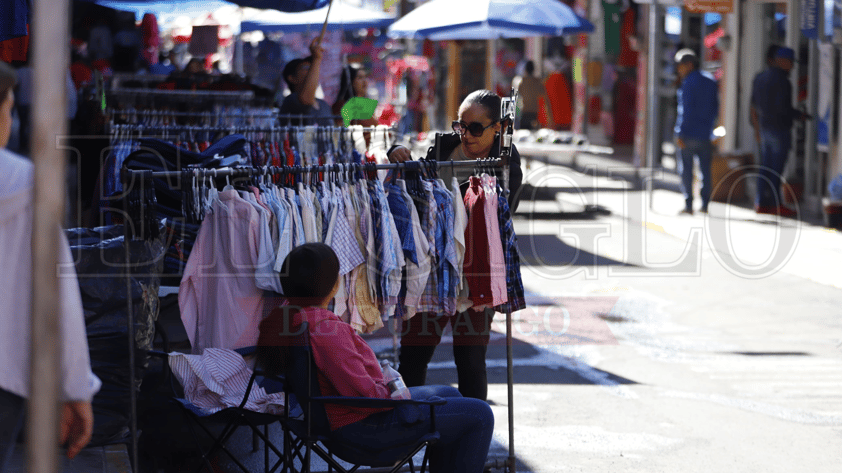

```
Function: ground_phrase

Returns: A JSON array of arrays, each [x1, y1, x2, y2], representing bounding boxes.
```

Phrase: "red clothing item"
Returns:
[[545, 72, 572, 128], [70, 62, 92, 90], [259, 306, 390, 430], [0, 34, 27, 63], [463, 177, 493, 307]]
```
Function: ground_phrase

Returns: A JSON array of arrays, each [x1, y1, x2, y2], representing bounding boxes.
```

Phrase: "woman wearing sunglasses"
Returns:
[[387, 89, 523, 211], [386, 89, 523, 402]]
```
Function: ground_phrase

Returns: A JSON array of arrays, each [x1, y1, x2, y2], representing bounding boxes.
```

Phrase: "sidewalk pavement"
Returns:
[[517, 140, 842, 291], [4, 444, 130, 473]]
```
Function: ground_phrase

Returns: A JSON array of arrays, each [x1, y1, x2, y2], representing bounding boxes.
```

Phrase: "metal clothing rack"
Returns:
[[120, 157, 516, 472], [108, 87, 256, 101], [108, 123, 396, 136]]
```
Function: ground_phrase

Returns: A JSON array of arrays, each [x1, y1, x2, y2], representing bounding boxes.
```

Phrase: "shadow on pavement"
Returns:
[[518, 234, 635, 268]]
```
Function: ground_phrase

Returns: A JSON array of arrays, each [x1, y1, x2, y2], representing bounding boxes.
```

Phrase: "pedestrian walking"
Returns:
[[750, 46, 809, 217], [513, 60, 554, 130], [673, 49, 719, 215], [750, 45, 779, 144], [0, 60, 100, 468]]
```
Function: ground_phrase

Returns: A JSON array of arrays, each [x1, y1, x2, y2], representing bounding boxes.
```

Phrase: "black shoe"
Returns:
[[679, 208, 694, 216], [699, 206, 708, 214]]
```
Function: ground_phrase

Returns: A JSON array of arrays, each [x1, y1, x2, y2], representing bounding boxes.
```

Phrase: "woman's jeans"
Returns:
[[677, 137, 712, 210], [756, 128, 791, 208], [398, 308, 495, 401], [334, 385, 494, 473]]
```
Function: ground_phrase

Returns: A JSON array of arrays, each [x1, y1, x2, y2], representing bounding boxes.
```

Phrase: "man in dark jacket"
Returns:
[[751, 46, 808, 217], [674, 48, 719, 215]]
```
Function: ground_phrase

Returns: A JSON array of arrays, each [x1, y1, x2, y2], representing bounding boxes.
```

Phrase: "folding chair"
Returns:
[[149, 347, 294, 473], [282, 322, 446, 473]]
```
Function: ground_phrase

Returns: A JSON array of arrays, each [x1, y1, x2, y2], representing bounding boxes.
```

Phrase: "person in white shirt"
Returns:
[[0, 60, 101, 467]]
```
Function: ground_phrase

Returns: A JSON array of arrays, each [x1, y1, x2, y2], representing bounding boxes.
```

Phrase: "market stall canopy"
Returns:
[[82, 0, 330, 16], [240, 1, 395, 33], [387, 0, 594, 40]]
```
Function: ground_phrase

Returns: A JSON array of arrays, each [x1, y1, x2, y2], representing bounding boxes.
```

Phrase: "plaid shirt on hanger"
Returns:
[[495, 188, 526, 313]]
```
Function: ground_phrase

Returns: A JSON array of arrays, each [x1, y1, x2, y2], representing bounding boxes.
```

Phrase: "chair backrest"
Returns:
[[284, 322, 332, 435]]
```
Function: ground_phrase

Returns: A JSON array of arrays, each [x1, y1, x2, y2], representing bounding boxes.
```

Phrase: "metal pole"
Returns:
[[28, 0, 70, 471], [646, 1, 660, 207], [506, 306, 515, 473], [804, 39, 819, 199], [785, 1, 800, 184], [123, 169, 139, 473]]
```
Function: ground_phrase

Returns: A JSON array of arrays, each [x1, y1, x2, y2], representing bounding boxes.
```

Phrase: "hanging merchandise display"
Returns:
[[602, 0, 622, 56], [188, 25, 219, 57]]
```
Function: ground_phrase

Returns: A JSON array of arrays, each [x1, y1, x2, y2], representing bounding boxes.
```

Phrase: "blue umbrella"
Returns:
[[388, 0, 593, 40], [83, 0, 330, 15], [241, 2, 395, 33]]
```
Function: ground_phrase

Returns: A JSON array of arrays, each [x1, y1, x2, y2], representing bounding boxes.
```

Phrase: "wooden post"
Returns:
[[27, 0, 70, 471]]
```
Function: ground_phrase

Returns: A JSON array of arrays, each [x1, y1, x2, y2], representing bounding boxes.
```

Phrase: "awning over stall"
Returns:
[[240, 2, 395, 33]]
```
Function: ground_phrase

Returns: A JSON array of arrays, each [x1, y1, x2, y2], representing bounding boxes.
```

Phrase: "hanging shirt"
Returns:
[[358, 181, 378, 302], [433, 181, 458, 315], [298, 182, 319, 243], [417, 181, 440, 314], [385, 180, 417, 265], [463, 176, 494, 308], [494, 187, 526, 313], [272, 187, 295, 274], [401, 180, 432, 320], [285, 187, 306, 246], [242, 190, 282, 294], [326, 185, 365, 277], [180, 189, 268, 353], [450, 177, 468, 293], [480, 175, 508, 308]]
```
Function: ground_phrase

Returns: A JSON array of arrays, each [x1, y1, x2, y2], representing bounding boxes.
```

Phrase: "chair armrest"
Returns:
[[310, 395, 447, 409], [234, 346, 257, 357], [148, 349, 169, 360]]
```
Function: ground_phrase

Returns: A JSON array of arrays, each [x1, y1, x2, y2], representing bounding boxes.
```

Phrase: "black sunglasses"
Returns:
[[452, 120, 496, 137]]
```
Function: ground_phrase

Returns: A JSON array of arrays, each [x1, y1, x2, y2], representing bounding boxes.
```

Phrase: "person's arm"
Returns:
[[61, 401, 94, 459], [57, 231, 100, 458], [387, 144, 412, 163], [298, 38, 324, 108]]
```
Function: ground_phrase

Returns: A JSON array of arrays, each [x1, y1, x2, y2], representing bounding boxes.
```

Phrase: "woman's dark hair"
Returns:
[[258, 243, 340, 376], [332, 63, 363, 114], [460, 89, 501, 123]]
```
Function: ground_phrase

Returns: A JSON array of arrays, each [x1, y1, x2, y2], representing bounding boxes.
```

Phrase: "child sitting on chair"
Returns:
[[258, 243, 494, 473]]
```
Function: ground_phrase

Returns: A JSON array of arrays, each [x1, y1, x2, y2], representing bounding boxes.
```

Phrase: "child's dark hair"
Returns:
[[279, 243, 340, 300], [258, 243, 340, 376], [460, 89, 502, 123]]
